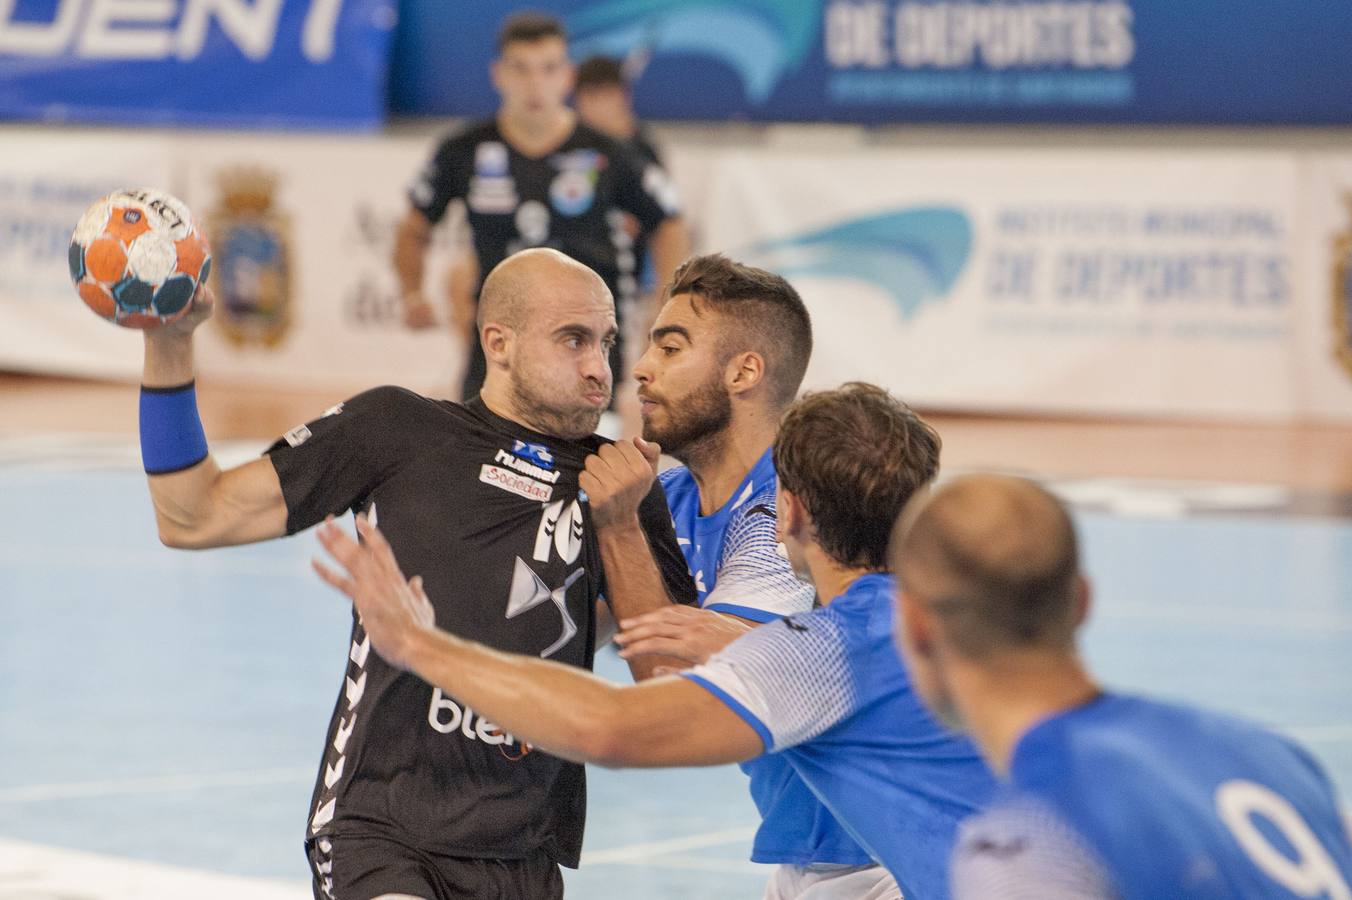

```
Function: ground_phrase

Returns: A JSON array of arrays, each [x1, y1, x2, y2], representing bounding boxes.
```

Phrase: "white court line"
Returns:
[[581, 826, 758, 865], [0, 838, 310, 900], [0, 767, 313, 804]]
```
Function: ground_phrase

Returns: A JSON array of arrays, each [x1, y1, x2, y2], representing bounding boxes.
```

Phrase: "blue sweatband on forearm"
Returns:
[[140, 381, 210, 475]]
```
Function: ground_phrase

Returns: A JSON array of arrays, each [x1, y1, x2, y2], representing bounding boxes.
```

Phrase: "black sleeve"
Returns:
[[608, 141, 680, 235], [636, 478, 698, 606], [408, 130, 473, 225], [264, 386, 426, 535]]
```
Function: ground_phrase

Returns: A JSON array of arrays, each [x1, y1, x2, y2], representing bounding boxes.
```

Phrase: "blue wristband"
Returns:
[[140, 381, 209, 475]]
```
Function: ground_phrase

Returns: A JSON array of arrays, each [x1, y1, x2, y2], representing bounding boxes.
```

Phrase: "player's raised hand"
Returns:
[[153, 281, 216, 340], [313, 514, 436, 672], [614, 605, 754, 666], [580, 437, 661, 529]]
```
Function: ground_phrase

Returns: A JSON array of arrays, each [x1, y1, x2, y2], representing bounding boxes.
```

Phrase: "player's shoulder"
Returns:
[[330, 384, 434, 418], [720, 478, 780, 547], [571, 122, 625, 154], [658, 462, 694, 492], [574, 123, 651, 173], [1027, 694, 1243, 760], [431, 119, 501, 156]]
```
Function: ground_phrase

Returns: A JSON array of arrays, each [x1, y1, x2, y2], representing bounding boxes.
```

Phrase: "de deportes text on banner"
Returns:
[[2, 125, 1351, 422], [392, 0, 1352, 125], [0, 0, 396, 129]]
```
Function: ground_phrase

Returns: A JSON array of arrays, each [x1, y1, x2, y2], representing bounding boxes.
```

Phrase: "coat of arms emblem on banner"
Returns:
[[207, 167, 293, 348], [1333, 196, 1352, 380]]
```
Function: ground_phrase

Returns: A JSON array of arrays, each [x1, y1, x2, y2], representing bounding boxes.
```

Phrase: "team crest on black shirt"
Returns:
[[549, 149, 604, 217]]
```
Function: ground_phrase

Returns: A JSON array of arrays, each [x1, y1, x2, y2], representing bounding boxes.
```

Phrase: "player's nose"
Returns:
[[632, 345, 656, 384], [580, 341, 610, 383]]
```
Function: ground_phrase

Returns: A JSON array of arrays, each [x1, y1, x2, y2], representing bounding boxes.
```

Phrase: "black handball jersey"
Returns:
[[266, 388, 694, 867], [409, 120, 677, 307]]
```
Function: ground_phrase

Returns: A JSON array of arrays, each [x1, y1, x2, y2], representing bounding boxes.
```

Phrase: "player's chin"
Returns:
[[558, 405, 605, 439]]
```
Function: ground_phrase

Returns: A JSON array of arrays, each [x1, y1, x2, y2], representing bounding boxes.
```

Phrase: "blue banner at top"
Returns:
[[0, 0, 396, 129], [389, 0, 1352, 125]]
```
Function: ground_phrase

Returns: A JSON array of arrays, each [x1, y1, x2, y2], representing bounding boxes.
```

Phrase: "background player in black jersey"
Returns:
[[136, 248, 694, 900], [573, 54, 667, 369], [394, 11, 689, 409]]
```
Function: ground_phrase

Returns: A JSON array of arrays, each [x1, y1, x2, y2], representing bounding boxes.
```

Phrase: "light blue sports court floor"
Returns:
[[2, 434, 1349, 898]]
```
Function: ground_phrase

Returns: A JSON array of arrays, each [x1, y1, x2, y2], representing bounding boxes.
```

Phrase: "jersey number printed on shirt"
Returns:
[[1215, 779, 1352, 899], [534, 499, 584, 565]]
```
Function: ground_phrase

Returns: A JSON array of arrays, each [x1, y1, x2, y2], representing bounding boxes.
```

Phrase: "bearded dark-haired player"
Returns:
[[394, 11, 688, 404], [135, 248, 694, 900], [604, 255, 901, 897]]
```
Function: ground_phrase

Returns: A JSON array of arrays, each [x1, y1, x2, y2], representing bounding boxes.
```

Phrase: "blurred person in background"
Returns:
[[574, 55, 663, 169], [574, 54, 668, 365], [394, 12, 687, 412]]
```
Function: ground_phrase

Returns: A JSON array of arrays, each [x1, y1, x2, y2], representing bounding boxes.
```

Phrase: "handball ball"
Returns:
[[69, 188, 211, 329]]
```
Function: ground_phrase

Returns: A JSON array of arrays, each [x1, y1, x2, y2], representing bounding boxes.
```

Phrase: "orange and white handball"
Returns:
[[68, 188, 212, 329]]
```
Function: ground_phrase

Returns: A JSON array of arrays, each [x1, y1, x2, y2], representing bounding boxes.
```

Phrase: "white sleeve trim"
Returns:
[[703, 494, 815, 619], [683, 613, 856, 751]]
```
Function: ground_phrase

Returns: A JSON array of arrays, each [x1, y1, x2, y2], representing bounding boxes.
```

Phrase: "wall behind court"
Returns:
[[1, 123, 1351, 422]]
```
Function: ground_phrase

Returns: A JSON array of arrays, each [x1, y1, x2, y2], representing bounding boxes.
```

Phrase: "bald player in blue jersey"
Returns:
[[313, 383, 999, 900], [891, 474, 1352, 899]]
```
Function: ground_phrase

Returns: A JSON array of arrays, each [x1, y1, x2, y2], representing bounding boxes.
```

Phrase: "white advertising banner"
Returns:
[[1297, 157, 1352, 422], [700, 148, 1304, 420], [0, 131, 173, 380], [2, 126, 1346, 422], [0, 127, 464, 400], [176, 132, 464, 398]]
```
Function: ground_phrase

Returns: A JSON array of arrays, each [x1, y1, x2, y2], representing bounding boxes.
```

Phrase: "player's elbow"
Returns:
[[153, 502, 228, 550], [156, 517, 214, 550]]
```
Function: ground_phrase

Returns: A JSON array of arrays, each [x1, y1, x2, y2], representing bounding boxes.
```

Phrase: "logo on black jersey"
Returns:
[[512, 440, 555, 470], [507, 557, 585, 658], [493, 448, 560, 484]]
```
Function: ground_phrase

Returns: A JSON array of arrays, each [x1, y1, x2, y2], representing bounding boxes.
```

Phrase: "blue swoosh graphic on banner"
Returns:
[[746, 207, 972, 319], [568, 1, 820, 103]]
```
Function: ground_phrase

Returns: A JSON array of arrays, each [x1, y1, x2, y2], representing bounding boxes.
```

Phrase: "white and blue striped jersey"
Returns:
[[659, 448, 814, 622], [683, 574, 998, 897], [661, 448, 866, 866], [952, 694, 1352, 900]]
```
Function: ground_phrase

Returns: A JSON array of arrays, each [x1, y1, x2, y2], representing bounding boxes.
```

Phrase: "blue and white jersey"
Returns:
[[952, 694, 1352, 900], [661, 448, 860, 866], [658, 448, 814, 622], [683, 574, 998, 896]]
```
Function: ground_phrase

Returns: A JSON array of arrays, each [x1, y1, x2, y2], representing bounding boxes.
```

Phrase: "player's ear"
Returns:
[[1071, 575, 1092, 629], [489, 58, 505, 93], [725, 350, 765, 397], [482, 322, 513, 365], [777, 486, 806, 542]]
